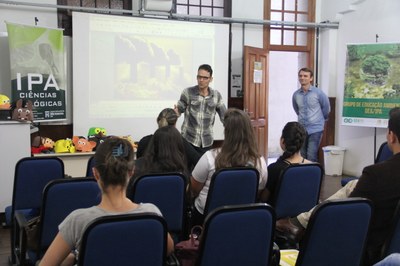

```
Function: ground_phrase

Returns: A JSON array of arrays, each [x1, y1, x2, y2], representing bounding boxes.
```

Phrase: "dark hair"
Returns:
[[94, 137, 135, 188], [215, 108, 260, 170], [141, 125, 187, 174], [389, 107, 400, 119], [280, 122, 307, 160], [298, 67, 314, 78], [198, 64, 213, 77], [389, 108, 400, 139], [157, 108, 178, 128]]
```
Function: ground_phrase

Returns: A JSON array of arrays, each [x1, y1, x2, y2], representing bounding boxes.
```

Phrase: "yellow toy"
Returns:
[[0, 94, 10, 109], [54, 138, 76, 153], [120, 135, 138, 152]]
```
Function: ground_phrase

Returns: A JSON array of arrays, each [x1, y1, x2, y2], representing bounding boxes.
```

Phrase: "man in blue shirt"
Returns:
[[175, 64, 226, 154], [292, 67, 330, 162]]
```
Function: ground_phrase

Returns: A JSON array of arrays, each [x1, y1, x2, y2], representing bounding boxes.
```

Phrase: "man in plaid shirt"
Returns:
[[175, 64, 226, 155]]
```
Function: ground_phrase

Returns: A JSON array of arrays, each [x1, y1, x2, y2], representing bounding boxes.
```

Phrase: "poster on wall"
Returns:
[[342, 43, 400, 128], [6, 22, 66, 121]]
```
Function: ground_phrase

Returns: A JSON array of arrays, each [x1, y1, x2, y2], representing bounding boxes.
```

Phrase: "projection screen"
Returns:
[[72, 12, 230, 141]]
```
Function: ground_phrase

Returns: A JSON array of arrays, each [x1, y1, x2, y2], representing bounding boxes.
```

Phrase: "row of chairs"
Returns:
[[5, 156, 323, 264], [75, 198, 372, 266], [5, 156, 96, 264], [14, 178, 101, 265]]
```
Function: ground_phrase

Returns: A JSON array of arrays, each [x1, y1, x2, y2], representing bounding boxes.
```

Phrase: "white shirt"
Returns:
[[192, 149, 268, 214]]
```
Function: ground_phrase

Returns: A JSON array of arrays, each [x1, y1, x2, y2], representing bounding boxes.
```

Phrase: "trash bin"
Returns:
[[322, 146, 346, 176]]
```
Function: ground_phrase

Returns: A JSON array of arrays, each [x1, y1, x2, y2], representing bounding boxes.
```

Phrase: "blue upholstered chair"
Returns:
[[280, 198, 373, 266], [6, 157, 65, 264], [381, 201, 400, 259], [197, 203, 276, 266], [85, 155, 96, 177], [78, 213, 168, 266], [203, 167, 260, 217], [131, 173, 187, 239], [14, 178, 101, 265], [272, 163, 323, 219], [375, 141, 392, 163]]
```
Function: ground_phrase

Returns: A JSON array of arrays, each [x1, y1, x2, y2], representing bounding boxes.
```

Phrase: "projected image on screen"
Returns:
[[73, 12, 229, 140]]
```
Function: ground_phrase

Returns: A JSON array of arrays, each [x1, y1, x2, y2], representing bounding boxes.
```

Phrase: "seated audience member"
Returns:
[[190, 108, 268, 225], [276, 107, 400, 265], [261, 121, 313, 203], [39, 137, 174, 266], [137, 108, 201, 171], [374, 253, 400, 266], [127, 125, 189, 198]]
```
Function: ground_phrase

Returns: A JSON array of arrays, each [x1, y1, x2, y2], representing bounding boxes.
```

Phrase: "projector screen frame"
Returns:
[[72, 12, 231, 142]]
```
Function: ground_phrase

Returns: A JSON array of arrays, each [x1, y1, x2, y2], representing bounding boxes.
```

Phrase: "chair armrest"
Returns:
[[14, 211, 29, 265]]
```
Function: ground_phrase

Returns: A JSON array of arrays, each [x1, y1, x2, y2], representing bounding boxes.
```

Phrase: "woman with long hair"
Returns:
[[127, 125, 189, 200], [190, 108, 268, 225], [261, 121, 312, 203], [40, 137, 174, 266], [137, 108, 201, 171]]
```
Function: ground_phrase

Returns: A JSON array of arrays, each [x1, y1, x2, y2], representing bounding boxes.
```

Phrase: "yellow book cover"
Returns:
[[279, 249, 299, 266]]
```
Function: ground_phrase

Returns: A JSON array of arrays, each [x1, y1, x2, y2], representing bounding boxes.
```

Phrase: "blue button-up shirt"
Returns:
[[292, 86, 330, 134]]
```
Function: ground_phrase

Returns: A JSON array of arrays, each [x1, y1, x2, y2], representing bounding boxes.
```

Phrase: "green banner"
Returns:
[[6, 22, 66, 121], [343, 43, 400, 128]]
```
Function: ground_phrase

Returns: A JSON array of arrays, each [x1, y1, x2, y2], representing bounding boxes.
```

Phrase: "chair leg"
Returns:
[[10, 223, 16, 265]]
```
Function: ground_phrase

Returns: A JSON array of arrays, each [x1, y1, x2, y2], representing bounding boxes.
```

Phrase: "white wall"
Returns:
[[318, 0, 400, 176], [1, 0, 399, 175], [230, 0, 264, 94]]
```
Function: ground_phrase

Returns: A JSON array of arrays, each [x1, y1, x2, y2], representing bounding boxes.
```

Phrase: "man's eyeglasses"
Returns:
[[197, 75, 211, 80]]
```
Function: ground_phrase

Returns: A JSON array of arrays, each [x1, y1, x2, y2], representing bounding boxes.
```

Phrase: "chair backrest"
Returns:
[[203, 167, 260, 216], [131, 173, 186, 234], [375, 142, 392, 164], [85, 156, 96, 177], [39, 178, 101, 251], [381, 201, 400, 258], [11, 157, 65, 218], [296, 198, 372, 266], [197, 203, 276, 266], [78, 213, 167, 266], [272, 163, 323, 219]]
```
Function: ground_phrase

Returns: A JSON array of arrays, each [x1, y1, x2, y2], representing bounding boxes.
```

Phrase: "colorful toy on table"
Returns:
[[31, 136, 55, 154], [54, 138, 76, 153], [72, 136, 97, 152], [0, 94, 12, 120], [87, 127, 108, 151], [0, 94, 11, 109], [120, 135, 138, 152], [11, 99, 33, 121]]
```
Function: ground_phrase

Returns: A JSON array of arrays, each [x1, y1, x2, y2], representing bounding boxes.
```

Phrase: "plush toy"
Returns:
[[11, 99, 33, 121], [0, 94, 11, 109], [87, 127, 107, 151], [31, 136, 55, 154], [120, 135, 138, 152], [54, 138, 76, 153], [72, 136, 97, 152]]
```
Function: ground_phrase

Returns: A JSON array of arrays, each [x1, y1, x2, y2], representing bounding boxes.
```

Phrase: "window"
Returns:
[[265, 0, 315, 52], [174, 0, 231, 17], [57, 0, 131, 36]]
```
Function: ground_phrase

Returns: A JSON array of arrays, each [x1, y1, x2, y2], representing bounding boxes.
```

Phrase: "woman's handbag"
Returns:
[[175, 225, 203, 266], [25, 216, 41, 251]]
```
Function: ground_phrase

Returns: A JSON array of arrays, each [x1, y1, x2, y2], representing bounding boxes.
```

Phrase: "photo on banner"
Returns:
[[6, 22, 66, 122], [342, 43, 400, 128]]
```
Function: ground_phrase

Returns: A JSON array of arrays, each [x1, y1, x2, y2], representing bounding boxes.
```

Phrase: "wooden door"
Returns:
[[243, 46, 269, 158]]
